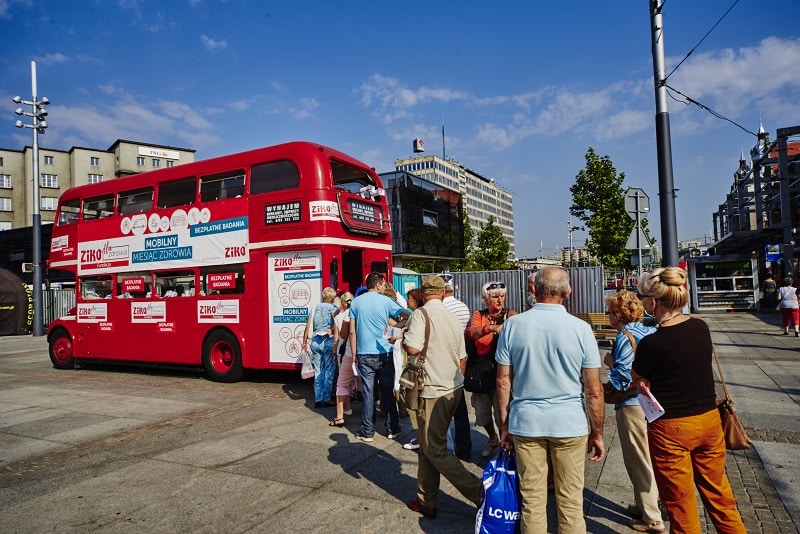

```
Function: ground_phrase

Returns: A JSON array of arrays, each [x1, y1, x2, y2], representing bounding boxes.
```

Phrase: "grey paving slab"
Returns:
[[754, 441, 800, 520]]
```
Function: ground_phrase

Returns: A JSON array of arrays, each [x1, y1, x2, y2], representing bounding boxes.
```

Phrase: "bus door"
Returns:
[[341, 247, 363, 295], [266, 249, 322, 366]]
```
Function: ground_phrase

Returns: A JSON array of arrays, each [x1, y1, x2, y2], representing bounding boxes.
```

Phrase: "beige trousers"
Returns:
[[514, 434, 588, 534], [416, 389, 481, 507]]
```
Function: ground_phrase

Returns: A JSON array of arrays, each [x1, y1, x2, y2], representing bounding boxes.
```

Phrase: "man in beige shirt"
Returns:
[[402, 275, 481, 519]]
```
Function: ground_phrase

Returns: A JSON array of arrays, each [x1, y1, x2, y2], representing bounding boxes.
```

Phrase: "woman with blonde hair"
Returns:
[[329, 291, 355, 427], [303, 287, 339, 410], [633, 267, 745, 533], [604, 290, 662, 533]]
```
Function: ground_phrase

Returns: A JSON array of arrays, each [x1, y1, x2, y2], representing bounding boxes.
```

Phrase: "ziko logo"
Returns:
[[131, 301, 166, 323], [80, 241, 129, 270], [198, 299, 239, 323]]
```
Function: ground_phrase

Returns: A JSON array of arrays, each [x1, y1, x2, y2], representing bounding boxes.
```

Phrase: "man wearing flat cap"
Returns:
[[402, 275, 481, 519]]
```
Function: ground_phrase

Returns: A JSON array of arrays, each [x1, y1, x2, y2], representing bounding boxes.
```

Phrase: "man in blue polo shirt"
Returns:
[[496, 266, 605, 534], [349, 271, 410, 442]]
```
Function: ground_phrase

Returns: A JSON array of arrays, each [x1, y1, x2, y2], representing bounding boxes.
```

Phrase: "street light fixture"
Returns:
[[12, 61, 49, 337]]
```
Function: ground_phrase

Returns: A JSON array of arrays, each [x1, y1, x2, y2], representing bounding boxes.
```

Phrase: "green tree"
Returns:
[[569, 147, 634, 268], [471, 215, 510, 270]]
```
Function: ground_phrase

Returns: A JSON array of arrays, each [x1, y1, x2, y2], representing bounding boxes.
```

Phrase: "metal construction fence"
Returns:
[[422, 266, 605, 315], [41, 288, 75, 329]]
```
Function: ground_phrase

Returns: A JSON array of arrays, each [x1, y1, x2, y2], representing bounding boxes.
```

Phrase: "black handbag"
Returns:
[[463, 354, 497, 393]]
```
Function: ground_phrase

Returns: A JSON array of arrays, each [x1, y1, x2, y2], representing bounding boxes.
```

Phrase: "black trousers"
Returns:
[[452, 391, 472, 457]]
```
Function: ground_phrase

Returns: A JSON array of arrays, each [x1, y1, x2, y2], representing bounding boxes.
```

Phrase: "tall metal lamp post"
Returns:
[[13, 61, 49, 337]]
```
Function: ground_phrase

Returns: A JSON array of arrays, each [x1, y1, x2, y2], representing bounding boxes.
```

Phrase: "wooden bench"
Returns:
[[573, 312, 617, 345]]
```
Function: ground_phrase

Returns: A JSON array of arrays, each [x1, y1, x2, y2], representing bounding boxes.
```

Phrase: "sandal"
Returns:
[[328, 418, 345, 427]]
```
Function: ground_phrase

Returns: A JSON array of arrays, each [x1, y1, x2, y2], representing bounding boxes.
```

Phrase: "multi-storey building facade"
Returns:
[[394, 154, 515, 258], [0, 140, 195, 231]]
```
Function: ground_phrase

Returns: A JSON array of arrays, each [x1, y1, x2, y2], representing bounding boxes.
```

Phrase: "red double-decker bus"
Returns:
[[47, 141, 391, 382]]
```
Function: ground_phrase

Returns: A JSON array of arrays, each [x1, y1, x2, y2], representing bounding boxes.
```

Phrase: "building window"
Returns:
[[43, 155, 54, 165], [137, 157, 145, 166], [0, 198, 10, 211], [90, 156, 100, 166], [0, 221, 11, 231], [40, 174, 58, 188], [0, 175, 10, 189], [0, 157, 4, 166], [41, 196, 58, 211], [88, 174, 103, 184], [166, 160, 174, 168], [153, 159, 161, 168]]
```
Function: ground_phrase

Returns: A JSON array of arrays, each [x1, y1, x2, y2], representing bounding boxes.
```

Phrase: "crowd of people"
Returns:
[[303, 266, 746, 534]]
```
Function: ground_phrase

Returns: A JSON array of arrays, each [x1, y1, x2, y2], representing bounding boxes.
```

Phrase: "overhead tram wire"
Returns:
[[664, 84, 758, 138], [663, 0, 741, 83]]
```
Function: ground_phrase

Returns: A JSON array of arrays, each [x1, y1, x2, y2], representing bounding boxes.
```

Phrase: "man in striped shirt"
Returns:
[[440, 274, 472, 460]]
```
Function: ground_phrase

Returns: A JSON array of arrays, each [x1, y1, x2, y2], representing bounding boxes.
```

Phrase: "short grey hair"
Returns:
[[534, 267, 570, 298]]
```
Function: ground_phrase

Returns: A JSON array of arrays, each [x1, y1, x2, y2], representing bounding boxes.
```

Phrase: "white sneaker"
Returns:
[[403, 438, 420, 450], [481, 438, 500, 458]]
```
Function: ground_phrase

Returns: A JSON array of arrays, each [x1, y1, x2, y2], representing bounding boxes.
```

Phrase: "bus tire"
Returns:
[[49, 328, 75, 370], [202, 330, 243, 383]]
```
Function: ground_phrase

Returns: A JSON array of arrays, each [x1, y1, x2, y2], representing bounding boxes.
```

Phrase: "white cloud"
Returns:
[[37, 53, 69, 65], [666, 37, 800, 122], [200, 34, 227, 51]]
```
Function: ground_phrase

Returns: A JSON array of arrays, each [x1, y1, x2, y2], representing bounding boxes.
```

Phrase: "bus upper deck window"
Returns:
[[118, 187, 154, 214], [82, 194, 115, 221], [200, 170, 245, 202], [250, 160, 300, 195], [58, 199, 80, 225], [331, 160, 374, 195], [157, 177, 196, 208]]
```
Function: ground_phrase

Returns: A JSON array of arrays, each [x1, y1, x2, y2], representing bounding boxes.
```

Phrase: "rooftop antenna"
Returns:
[[442, 122, 446, 160]]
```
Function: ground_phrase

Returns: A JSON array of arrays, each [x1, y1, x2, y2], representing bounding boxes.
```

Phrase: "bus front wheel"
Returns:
[[49, 328, 75, 369], [202, 330, 243, 383]]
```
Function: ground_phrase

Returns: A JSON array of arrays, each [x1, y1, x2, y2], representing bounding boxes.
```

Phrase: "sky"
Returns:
[[2, 0, 799, 260]]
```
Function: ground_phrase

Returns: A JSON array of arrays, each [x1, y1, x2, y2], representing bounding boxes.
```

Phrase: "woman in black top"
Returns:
[[632, 267, 745, 534]]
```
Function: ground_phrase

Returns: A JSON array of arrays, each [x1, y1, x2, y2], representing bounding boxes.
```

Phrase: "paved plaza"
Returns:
[[0, 311, 797, 532]]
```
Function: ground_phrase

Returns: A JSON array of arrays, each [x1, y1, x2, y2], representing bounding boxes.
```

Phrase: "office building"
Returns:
[[0, 140, 195, 230], [393, 153, 515, 258]]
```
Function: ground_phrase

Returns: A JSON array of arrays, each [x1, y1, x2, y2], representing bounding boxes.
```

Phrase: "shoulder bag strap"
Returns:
[[621, 329, 637, 353], [712, 344, 732, 402], [416, 308, 431, 365]]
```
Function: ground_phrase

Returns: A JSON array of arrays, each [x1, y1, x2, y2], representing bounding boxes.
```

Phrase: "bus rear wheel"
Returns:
[[202, 330, 243, 383], [49, 328, 75, 369]]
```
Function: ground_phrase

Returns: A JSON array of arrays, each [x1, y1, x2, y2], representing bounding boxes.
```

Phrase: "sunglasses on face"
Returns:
[[487, 283, 505, 290]]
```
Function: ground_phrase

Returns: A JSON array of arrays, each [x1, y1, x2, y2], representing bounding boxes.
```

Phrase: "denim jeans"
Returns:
[[357, 352, 399, 437], [311, 334, 335, 403]]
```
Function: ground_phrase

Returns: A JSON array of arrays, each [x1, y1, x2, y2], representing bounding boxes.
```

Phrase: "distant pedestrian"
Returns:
[[776, 276, 799, 336], [496, 267, 604, 534], [761, 274, 777, 310]]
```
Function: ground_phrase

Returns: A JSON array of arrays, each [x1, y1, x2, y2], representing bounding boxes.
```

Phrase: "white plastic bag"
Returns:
[[300, 350, 315, 379]]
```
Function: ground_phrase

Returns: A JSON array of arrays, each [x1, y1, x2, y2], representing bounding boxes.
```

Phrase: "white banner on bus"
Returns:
[[268, 250, 322, 364], [77, 207, 249, 275], [197, 299, 240, 323]]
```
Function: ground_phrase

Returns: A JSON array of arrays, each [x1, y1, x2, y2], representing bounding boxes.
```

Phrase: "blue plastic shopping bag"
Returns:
[[475, 449, 520, 534]]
